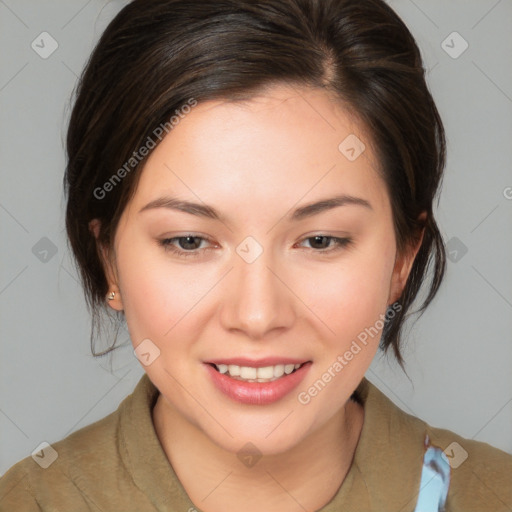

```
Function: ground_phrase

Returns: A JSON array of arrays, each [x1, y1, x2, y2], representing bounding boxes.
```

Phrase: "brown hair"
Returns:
[[64, 0, 446, 369]]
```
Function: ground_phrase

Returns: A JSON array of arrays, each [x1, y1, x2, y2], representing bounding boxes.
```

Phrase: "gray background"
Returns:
[[1, 0, 511, 476]]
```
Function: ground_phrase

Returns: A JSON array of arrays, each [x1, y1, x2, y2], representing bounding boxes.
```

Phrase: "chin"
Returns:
[[195, 406, 320, 458]]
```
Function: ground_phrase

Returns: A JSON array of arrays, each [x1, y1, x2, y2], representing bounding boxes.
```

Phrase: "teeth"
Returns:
[[214, 362, 304, 381], [228, 364, 240, 376], [274, 364, 285, 378], [240, 366, 257, 379], [257, 366, 274, 379], [284, 364, 295, 374]]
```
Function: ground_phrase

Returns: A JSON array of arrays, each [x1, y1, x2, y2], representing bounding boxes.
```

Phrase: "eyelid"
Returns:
[[158, 234, 216, 258], [158, 233, 354, 258], [295, 235, 354, 252]]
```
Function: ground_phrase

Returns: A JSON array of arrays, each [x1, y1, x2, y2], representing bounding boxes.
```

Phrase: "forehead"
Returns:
[[125, 84, 388, 220]]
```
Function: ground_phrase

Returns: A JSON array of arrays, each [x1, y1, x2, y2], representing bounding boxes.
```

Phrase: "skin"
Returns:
[[91, 84, 424, 512]]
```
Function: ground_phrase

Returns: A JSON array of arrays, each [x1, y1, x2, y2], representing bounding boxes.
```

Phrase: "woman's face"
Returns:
[[100, 84, 417, 455]]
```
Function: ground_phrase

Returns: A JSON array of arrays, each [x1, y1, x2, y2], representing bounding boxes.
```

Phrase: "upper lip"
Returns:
[[205, 357, 310, 368]]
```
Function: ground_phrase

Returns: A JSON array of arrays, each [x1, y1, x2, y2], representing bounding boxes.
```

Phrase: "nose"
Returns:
[[219, 248, 296, 340]]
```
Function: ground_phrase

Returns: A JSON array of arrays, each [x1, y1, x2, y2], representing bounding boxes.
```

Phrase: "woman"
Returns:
[[1, 0, 510, 511]]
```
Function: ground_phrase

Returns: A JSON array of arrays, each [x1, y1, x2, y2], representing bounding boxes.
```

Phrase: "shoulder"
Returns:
[[0, 405, 123, 511], [425, 423, 512, 512], [0, 373, 157, 512], [356, 377, 512, 511]]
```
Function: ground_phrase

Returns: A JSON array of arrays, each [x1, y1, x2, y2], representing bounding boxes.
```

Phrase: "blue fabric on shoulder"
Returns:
[[413, 435, 451, 512]]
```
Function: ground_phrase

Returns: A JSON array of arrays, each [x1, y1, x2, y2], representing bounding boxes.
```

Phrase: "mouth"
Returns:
[[204, 358, 312, 405], [208, 362, 305, 383]]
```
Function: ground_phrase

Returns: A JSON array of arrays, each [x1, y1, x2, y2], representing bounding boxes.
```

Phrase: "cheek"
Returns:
[[116, 241, 210, 343], [297, 245, 396, 344], [295, 247, 396, 415], [116, 221, 396, 351]]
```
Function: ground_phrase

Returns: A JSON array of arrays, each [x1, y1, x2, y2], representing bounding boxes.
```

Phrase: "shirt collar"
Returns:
[[118, 372, 192, 510], [324, 376, 427, 511], [119, 373, 427, 511]]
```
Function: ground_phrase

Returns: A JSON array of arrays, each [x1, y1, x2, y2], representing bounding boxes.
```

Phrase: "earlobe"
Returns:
[[106, 287, 124, 311], [388, 252, 413, 305], [388, 217, 426, 305], [89, 219, 124, 311], [102, 260, 124, 312], [88, 218, 101, 239]]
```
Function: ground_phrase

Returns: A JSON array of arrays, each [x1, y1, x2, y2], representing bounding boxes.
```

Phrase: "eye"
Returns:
[[297, 235, 353, 253], [158, 234, 353, 259], [158, 235, 214, 258]]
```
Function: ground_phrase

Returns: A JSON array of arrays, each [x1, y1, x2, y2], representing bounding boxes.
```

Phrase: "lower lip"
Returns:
[[205, 362, 312, 405]]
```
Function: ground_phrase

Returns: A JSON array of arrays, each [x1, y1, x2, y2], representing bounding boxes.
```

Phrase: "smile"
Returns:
[[212, 363, 303, 382], [204, 359, 312, 405]]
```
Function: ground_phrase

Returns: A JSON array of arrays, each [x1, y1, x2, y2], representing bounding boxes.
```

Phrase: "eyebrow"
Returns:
[[138, 194, 372, 221]]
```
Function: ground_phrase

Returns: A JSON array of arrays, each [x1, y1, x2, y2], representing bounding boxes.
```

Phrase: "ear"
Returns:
[[388, 212, 426, 305], [88, 219, 124, 311]]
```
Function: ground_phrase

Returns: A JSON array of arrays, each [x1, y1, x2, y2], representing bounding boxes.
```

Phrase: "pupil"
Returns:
[[181, 236, 199, 250], [312, 236, 328, 249]]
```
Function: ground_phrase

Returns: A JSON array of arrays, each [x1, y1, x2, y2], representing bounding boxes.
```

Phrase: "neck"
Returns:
[[152, 396, 364, 512]]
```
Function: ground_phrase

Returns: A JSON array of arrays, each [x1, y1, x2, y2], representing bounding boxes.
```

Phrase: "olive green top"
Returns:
[[1, 373, 511, 511]]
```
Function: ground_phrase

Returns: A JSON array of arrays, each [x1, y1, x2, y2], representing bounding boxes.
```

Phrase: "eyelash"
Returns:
[[158, 234, 353, 258]]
